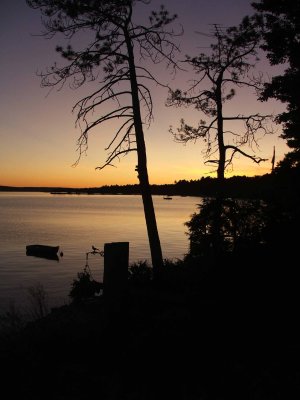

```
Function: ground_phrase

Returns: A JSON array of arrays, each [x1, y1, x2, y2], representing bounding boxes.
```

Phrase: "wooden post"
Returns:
[[103, 242, 129, 309]]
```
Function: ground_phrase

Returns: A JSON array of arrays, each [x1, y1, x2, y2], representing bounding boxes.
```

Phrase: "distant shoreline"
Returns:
[[0, 174, 283, 199]]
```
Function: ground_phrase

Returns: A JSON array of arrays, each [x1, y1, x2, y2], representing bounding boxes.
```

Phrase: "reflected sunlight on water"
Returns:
[[0, 192, 201, 312]]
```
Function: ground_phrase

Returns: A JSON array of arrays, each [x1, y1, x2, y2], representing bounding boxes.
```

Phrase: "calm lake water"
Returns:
[[0, 192, 200, 313]]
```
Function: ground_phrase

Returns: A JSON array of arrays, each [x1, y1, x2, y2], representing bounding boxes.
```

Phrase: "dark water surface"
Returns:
[[0, 192, 200, 312]]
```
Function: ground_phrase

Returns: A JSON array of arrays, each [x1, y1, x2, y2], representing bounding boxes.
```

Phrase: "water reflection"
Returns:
[[0, 193, 200, 312]]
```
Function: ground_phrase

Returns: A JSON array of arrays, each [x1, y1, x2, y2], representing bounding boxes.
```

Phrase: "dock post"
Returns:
[[103, 242, 129, 310]]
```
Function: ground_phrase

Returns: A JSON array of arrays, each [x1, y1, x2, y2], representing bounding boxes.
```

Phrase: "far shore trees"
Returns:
[[167, 21, 273, 184], [26, 0, 180, 279]]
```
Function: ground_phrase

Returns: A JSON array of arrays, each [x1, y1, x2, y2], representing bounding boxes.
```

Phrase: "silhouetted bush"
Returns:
[[69, 266, 102, 302], [0, 301, 25, 337], [128, 260, 152, 285], [185, 197, 268, 257], [27, 283, 49, 320]]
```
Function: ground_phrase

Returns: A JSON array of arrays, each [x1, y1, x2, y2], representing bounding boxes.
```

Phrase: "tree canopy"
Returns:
[[252, 0, 300, 170], [167, 21, 272, 181]]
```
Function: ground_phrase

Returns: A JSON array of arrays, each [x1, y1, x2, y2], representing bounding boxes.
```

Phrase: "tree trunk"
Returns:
[[216, 78, 226, 183], [213, 77, 226, 254], [125, 30, 163, 280]]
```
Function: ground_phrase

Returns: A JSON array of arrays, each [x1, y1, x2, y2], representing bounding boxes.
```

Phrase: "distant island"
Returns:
[[0, 173, 292, 199]]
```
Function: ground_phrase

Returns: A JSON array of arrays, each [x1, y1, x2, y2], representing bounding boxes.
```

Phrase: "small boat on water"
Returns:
[[26, 244, 60, 260], [163, 195, 173, 200]]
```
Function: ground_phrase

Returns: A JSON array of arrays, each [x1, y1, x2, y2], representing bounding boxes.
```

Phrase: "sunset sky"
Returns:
[[0, 0, 288, 188]]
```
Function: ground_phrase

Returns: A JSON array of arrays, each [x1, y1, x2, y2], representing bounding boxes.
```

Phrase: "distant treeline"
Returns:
[[1, 172, 298, 200]]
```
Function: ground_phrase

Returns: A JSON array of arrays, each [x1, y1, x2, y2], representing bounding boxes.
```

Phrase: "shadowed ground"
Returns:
[[1, 265, 299, 400]]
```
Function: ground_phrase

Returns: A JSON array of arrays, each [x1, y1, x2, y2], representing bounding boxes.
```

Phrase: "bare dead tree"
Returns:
[[27, 0, 181, 279], [167, 19, 273, 182]]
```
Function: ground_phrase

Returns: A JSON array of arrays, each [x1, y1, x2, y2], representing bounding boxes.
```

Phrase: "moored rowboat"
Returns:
[[26, 244, 59, 259]]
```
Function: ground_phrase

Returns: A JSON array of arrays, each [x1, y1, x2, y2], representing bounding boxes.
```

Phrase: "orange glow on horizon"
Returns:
[[1, 163, 276, 188], [0, 0, 290, 191]]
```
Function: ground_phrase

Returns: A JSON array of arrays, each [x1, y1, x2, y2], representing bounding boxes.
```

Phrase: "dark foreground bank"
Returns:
[[1, 256, 300, 400]]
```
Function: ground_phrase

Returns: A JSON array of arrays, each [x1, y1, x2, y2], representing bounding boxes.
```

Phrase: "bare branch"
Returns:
[[105, 120, 134, 151], [96, 148, 137, 170], [168, 22, 272, 178], [225, 145, 268, 169]]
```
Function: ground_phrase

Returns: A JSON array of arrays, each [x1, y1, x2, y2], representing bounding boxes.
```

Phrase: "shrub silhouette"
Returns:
[[185, 198, 267, 257], [69, 266, 102, 302]]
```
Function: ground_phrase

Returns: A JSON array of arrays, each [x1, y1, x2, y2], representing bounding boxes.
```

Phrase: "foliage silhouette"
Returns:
[[185, 197, 267, 258], [27, 283, 49, 319], [252, 0, 300, 170], [128, 260, 152, 285], [69, 265, 102, 303]]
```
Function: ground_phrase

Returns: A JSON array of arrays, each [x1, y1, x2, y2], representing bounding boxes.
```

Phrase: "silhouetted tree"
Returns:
[[252, 0, 300, 170], [185, 197, 267, 258], [27, 0, 180, 278], [168, 21, 273, 182]]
